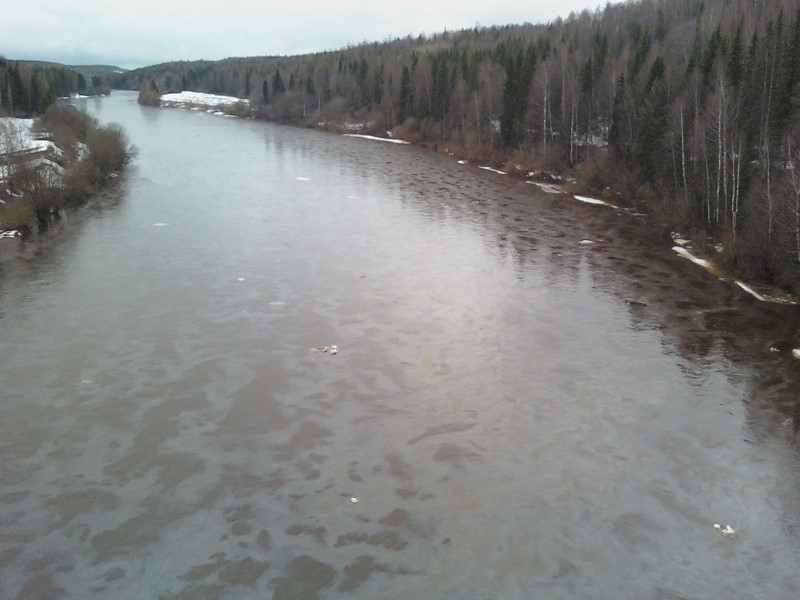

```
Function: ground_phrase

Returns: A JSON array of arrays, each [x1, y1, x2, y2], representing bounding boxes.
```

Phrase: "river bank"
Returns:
[[152, 90, 800, 309], [0, 102, 135, 241]]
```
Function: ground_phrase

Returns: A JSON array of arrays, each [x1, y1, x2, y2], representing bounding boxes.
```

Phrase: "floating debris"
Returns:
[[457, 160, 467, 164], [714, 523, 736, 537], [770, 347, 780, 353], [350, 497, 359, 504], [578, 239, 595, 245], [153, 223, 168, 227], [0, 230, 19, 239], [237, 277, 246, 282], [297, 177, 311, 181], [793, 349, 800, 360], [311, 345, 339, 355]]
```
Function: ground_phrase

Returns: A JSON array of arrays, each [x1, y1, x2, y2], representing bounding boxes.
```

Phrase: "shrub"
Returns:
[[137, 90, 161, 106], [86, 124, 134, 177]]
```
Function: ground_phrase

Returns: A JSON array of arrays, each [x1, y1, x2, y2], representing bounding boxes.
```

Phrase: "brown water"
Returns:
[[1, 91, 799, 599]]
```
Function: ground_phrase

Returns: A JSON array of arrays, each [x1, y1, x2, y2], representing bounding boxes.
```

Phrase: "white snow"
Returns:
[[736, 281, 768, 302], [673, 246, 715, 270], [0, 118, 57, 155], [528, 181, 563, 194], [574, 195, 614, 207], [479, 166, 507, 175], [671, 232, 690, 246], [343, 134, 410, 145], [160, 91, 249, 108]]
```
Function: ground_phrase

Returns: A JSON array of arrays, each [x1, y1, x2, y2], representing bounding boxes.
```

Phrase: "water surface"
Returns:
[[1, 91, 799, 599]]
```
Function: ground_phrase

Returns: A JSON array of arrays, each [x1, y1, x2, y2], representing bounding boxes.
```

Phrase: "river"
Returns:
[[1, 90, 799, 599]]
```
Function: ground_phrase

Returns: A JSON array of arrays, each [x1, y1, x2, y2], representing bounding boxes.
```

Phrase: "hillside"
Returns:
[[120, 0, 800, 292]]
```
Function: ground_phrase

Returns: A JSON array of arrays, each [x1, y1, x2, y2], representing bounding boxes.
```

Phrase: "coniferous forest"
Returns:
[[23, 0, 800, 291]]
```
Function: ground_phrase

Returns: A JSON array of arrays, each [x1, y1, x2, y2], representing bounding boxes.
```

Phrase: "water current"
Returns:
[[1, 91, 799, 599]]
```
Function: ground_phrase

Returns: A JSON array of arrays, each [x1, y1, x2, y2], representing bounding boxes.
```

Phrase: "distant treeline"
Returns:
[[0, 58, 110, 117], [122, 0, 800, 291]]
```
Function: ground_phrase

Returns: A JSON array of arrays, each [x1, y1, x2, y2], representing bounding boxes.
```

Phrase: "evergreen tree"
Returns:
[[272, 70, 285, 100], [399, 65, 413, 122]]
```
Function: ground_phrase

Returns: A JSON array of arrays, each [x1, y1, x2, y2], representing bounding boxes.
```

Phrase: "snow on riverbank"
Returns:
[[574, 194, 617, 208], [343, 134, 410, 145], [479, 166, 507, 175], [0, 118, 58, 155], [160, 91, 249, 109]]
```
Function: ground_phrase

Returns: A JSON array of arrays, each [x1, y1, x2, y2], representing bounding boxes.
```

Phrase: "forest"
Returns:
[[0, 58, 111, 117], [81, 1, 800, 292]]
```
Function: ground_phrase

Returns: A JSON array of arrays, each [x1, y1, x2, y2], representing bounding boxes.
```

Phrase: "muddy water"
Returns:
[[1, 91, 799, 599]]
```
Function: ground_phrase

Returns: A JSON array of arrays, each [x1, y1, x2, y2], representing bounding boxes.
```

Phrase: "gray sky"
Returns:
[[2, 0, 600, 69]]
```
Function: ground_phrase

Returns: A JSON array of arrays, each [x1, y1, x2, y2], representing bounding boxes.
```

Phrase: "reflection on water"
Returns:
[[0, 92, 799, 599]]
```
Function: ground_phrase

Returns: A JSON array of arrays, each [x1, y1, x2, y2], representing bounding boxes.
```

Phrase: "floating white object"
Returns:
[[793, 349, 800, 360], [713, 523, 736, 537], [311, 346, 338, 354], [297, 177, 311, 181], [457, 160, 467, 164], [350, 497, 359, 504], [153, 223, 168, 227], [578, 240, 595, 245], [237, 278, 245, 282]]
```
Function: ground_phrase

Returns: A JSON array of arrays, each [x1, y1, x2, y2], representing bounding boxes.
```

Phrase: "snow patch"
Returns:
[[0, 117, 57, 154], [343, 134, 410, 145], [673, 246, 715, 270], [160, 91, 249, 109], [574, 195, 613, 207], [479, 166, 507, 175], [528, 182, 563, 194], [736, 281, 767, 302]]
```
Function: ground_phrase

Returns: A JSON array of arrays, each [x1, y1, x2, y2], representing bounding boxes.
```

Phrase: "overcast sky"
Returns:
[[2, 0, 600, 69]]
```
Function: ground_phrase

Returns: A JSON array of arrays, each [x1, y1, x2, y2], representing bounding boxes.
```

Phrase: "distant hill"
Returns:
[[15, 61, 127, 77]]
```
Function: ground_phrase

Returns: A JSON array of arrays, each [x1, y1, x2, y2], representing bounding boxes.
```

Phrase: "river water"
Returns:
[[1, 91, 799, 599]]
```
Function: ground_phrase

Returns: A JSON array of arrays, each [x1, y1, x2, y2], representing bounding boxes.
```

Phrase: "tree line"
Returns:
[[119, 0, 800, 292], [0, 58, 110, 117]]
